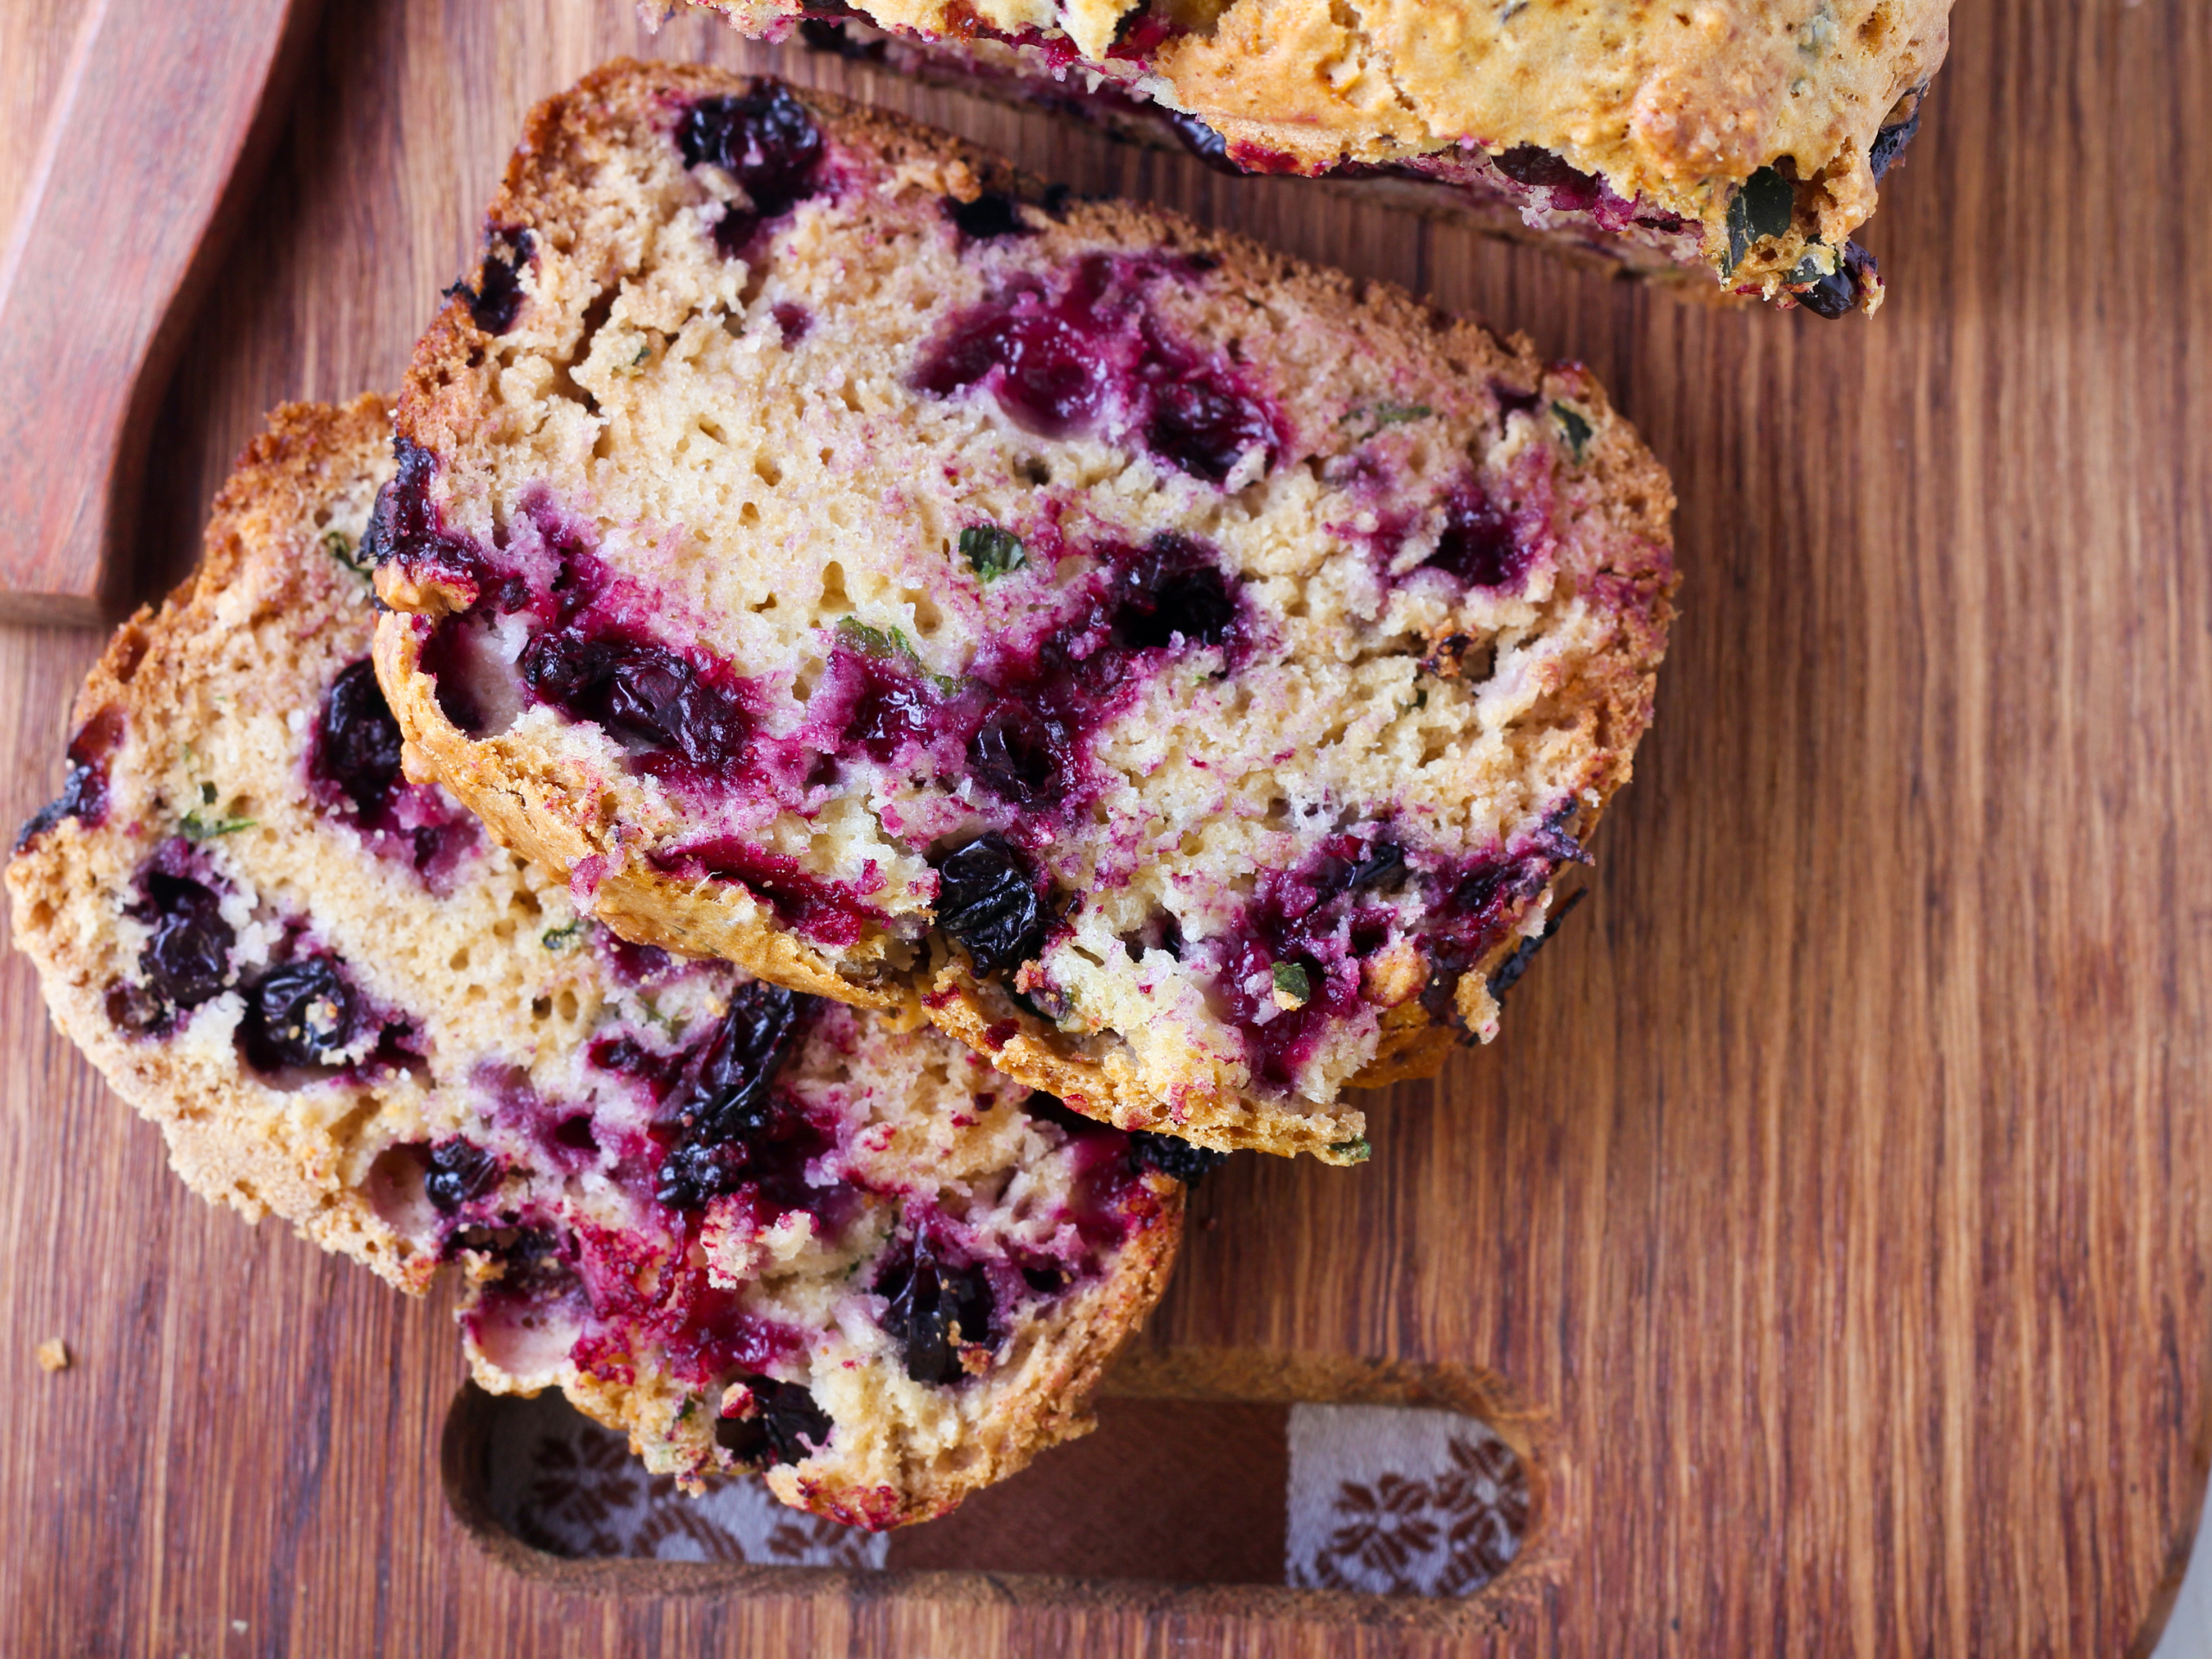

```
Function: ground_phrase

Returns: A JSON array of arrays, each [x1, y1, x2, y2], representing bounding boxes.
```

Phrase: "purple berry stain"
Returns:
[[16, 704, 123, 851], [651, 839, 887, 948], [677, 84, 828, 257], [308, 658, 480, 886], [912, 252, 1280, 482], [1426, 485, 1529, 590]]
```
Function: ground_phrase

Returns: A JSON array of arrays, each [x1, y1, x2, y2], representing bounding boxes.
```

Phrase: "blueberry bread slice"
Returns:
[[673, 0, 1946, 315], [370, 63, 1676, 1163], [6, 397, 1185, 1527]]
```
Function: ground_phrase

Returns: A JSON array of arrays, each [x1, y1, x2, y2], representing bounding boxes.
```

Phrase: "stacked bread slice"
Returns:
[[369, 62, 1675, 1166], [5, 397, 1184, 1528], [672, 0, 1949, 315], [10, 63, 1675, 1531]]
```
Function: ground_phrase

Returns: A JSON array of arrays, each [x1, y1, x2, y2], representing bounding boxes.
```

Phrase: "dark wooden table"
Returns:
[[3, 1, 2207, 1652]]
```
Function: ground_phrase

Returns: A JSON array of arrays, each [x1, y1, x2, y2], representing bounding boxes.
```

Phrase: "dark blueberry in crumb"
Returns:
[[1130, 1130, 1228, 1185], [932, 836, 1047, 977], [1160, 108, 1236, 174], [1020, 1090, 1096, 1136], [1726, 164, 1796, 270], [1109, 542, 1239, 652], [715, 1376, 832, 1465], [424, 1138, 500, 1215], [1869, 106, 1923, 182], [796, 15, 884, 57], [771, 301, 810, 346], [965, 704, 1069, 809], [1493, 144, 1599, 210], [1491, 380, 1542, 419], [1794, 240, 1877, 320], [136, 872, 233, 1013], [519, 631, 748, 772], [916, 307, 1104, 437], [240, 956, 358, 1073], [312, 660, 406, 814], [444, 228, 533, 334], [1426, 486, 1528, 590], [1346, 842, 1406, 892], [945, 192, 1031, 241], [879, 1236, 997, 1385], [655, 982, 810, 1210], [1144, 376, 1275, 483], [1449, 861, 1515, 917], [16, 705, 121, 852], [359, 438, 446, 570], [678, 85, 826, 256], [1487, 887, 1586, 1001]]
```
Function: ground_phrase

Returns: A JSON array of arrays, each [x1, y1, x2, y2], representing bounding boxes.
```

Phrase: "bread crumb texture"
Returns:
[[5, 398, 1183, 1528]]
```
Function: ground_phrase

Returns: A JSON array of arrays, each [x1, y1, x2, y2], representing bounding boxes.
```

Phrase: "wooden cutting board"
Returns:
[[3, 1, 2208, 1652]]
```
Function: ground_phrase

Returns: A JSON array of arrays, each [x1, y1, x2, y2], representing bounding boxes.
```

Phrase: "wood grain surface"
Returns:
[[0, 0, 313, 623], [3, 0, 2209, 1653]]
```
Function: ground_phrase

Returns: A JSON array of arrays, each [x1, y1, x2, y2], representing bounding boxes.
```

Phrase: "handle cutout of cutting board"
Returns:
[[442, 1350, 1560, 1630], [0, 0, 316, 625]]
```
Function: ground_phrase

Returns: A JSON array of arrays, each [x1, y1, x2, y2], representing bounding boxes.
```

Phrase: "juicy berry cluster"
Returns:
[[876, 1233, 998, 1385], [914, 252, 1281, 484], [646, 982, 818, 1211], [679, 86, 829, 257]]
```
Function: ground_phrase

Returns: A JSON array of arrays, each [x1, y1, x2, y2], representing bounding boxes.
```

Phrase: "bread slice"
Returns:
[[369, 61, 1676, 1163], [6, 397, 1185, 1528], [671, 0, 1947, 315]]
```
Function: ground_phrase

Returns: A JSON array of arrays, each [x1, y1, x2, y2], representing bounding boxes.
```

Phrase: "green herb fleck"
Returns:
[[834, 617, 961, 693], [1726, 166, 1795, 271], [323, 529, 373, 585], [630, 340, 652, 368], [180, 810, 255, 840], [959, 524, 1027, 581], [1327, 1136, 1373, 1164], [541, 919, 586, 951], [200, 782, 217, 805], [637, 992, 688, 1040], [835, 617, 918, 662], [1271, 962, 1312, 1007], [1552, 403, 1593, 461], [1338, 399, 1435, 444]]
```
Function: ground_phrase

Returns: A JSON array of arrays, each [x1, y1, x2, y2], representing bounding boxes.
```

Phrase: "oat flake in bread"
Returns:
[[5, 397, 1186, 1528], [369, 62, 1676, 1164], [671, 0, 1945, 315]]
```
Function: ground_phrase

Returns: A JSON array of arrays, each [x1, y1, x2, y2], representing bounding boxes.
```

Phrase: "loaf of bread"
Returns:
[[674, 0, 1945, 315], [369, 62, 1675, 1162], [6, 397, 1185, 1528]]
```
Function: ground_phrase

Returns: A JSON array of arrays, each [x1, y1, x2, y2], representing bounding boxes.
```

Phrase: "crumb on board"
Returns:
[[36, 1338, 70, 1372]]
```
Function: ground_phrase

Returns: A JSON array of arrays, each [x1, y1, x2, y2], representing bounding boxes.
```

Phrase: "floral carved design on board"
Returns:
[[1289, 1411, 1532, 1599], [484, 1390, 890, 1569]]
